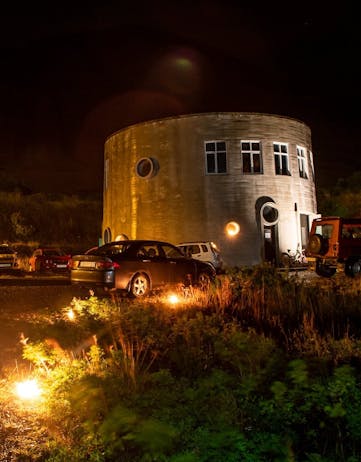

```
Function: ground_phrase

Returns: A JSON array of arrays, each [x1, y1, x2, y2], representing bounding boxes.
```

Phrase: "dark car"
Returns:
[[0, 244, 18, 270], [29, 247, 71, 272], [70, 240, 216, 297]]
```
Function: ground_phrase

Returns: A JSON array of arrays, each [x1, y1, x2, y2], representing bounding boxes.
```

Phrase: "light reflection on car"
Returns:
[[70, 240, 216, 297]]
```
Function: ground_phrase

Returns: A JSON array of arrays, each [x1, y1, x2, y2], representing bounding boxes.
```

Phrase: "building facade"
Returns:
[[103, 112, 318, 267]]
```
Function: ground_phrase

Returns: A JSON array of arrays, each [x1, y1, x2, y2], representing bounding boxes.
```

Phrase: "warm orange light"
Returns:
[[15, 379, 42, 400], [226, 221, 240, 237], [168, 294, 180, 305], [67, 308, 75, 321]]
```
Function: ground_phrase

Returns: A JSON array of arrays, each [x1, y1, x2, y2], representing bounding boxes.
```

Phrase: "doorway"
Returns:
[[255, 197, 280, 265]]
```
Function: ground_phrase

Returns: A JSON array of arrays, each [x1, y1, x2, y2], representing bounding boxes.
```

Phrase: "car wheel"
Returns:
[[129, 273, 150, 297], [315, 261, 336, 277], [197, 272, 211, 291]]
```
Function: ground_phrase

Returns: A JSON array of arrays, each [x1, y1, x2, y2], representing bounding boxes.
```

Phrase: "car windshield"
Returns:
[[0, 246, 15, 254], [43, 249, 63, 256]]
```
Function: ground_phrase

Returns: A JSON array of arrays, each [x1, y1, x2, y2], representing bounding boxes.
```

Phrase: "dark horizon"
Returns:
[[1, 2, 360, 194]]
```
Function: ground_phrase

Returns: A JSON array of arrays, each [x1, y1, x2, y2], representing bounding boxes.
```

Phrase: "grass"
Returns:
[[1, 267, 361, 461]]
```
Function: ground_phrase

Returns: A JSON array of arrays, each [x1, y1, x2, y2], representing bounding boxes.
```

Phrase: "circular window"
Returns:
[[136, 157, 159, 178], [225, 221, 240, 237], [261, 203, 279, 226]]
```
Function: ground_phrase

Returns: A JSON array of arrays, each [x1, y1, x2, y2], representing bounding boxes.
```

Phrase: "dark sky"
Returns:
[[0, 2, 360, 194]]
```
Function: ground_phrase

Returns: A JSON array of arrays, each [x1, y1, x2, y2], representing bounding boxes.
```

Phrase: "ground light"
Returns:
[[167, 294, 180, 305], [67, 308, 75, 321], [15, 378, 42, 401]]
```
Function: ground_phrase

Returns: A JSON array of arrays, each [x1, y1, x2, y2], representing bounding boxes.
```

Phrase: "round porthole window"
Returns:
[[136, 157, 159, 179], [261, 203, 279, 226]]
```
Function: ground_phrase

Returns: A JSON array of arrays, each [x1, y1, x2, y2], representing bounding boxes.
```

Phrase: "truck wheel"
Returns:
[[315, 261, 336, 277], [345, 258, 361, 277]]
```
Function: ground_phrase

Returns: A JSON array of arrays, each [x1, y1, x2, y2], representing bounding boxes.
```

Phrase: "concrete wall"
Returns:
[[103, 112, 318, 267]]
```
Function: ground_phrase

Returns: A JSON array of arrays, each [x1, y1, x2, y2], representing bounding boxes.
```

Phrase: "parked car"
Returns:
[[70, 239, 216, 297], [29, 247, 71, 272], [306, 216, 361, 277], [0, 244, 18, 270], [177, 241, 223, 272]]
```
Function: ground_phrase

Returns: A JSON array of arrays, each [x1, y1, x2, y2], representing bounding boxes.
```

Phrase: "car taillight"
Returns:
[[69, 259, 78, 269], [95, 261, 114, 270]]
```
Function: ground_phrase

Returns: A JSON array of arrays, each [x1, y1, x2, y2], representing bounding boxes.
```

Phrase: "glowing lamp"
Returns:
[[67, 308, 75, 321], [226, 221, 240, 237], [168, 294, 180, 305], [15, 379, 42, 400]]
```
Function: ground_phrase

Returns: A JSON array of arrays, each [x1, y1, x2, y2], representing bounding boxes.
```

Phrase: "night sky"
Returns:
[[1, 2, 360, 194]]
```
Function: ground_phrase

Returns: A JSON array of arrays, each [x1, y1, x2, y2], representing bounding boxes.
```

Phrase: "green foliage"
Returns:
[[0, 191, 101, 249], [317, 170, 361, 217], [10, 270, 361, 461]]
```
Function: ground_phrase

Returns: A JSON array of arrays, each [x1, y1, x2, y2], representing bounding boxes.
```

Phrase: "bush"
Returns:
[[6, 269, 361, 461]]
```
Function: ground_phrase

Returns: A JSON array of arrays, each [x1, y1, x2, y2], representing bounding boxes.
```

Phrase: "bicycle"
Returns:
[[281, 245, 308, 268]]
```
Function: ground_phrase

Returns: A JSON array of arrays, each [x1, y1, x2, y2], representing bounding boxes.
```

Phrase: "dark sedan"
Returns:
[[70, 240, 216, 297]]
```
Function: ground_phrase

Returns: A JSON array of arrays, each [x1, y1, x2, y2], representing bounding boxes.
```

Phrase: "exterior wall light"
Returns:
[[226, 221, 240, 237]]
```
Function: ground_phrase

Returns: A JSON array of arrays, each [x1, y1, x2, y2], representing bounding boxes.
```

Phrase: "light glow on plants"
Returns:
[[67, 308, 75, 321], [15, 378, 42, 400], [168, 294, 180, 305]]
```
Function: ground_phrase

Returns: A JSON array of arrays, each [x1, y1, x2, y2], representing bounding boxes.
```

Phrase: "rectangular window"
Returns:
[[273, 142, 290, 176], [104, 158, 109, 190], [297, 146, 308, 179], [205, 141, 227, 174], [241, 140, 262, 174], [309, 150, 315, 181]]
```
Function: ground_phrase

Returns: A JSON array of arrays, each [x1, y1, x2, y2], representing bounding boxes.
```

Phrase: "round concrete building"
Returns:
[[103, 112, 318, 267]]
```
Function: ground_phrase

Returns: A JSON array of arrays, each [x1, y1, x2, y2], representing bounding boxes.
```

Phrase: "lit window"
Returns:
[[205, 141, 227, 174], [273, 142, 290, 176], [241, 141, 263, 174], [297, 146, 308, 179]]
